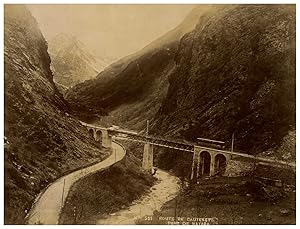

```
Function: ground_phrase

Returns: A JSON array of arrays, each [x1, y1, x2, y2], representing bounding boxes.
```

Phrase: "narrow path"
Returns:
[[96, 169, 180, 225], [26, 141, 126, 225]]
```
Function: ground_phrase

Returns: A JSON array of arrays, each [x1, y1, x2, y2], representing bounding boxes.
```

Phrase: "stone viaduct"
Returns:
[[80, 122, 295, 180]]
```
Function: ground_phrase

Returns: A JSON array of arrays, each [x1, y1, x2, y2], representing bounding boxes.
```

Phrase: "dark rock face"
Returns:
[[4, 5, 107, 224], [153, 5, 295, 154]]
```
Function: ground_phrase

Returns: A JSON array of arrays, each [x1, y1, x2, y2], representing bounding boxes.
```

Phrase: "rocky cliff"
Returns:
[[152, 5, 295, 155], [4, 5, 109, 224]]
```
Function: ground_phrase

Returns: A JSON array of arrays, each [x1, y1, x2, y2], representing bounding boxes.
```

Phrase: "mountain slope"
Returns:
[[49, 33, 113, 87], [66, 5, 295, 157], [4, 5, 109, 224], [152, 5, 295, 154], [65, 6, 215, 124]]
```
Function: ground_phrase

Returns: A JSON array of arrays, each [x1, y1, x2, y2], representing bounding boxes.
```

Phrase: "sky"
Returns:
[[28, 4, 195, 59]]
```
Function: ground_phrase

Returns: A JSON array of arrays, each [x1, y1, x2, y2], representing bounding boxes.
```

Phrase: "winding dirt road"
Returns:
[[26, 141, 125, 225]]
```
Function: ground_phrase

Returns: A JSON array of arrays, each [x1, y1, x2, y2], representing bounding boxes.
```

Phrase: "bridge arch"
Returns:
[[96, 130, 102, 142], [88, 128, 95, 139], [200, 151, 211, 176], [214, 154, 227, 176]]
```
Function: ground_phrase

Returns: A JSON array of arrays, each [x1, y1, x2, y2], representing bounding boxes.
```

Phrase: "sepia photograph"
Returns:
[[2, 1, 296, 226]]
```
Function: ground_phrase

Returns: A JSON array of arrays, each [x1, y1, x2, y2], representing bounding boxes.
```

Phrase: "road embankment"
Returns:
[[27, 141, 125, 225]]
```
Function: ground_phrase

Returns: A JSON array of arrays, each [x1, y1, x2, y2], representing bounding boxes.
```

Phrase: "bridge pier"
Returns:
[[101, 129, 112, 149], [87, 128, 98, 141], [92, 129, 97, 141], [191, 146, 230, 180], [191, 151, 199, 180], [86, 127, 112, 149], [142, 143, 153, 173], [210, 154, 216, 177]]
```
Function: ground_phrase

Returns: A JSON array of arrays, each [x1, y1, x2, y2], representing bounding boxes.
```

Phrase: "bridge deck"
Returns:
[[81, 122, 295, 168], [114, 136, 194, 152]]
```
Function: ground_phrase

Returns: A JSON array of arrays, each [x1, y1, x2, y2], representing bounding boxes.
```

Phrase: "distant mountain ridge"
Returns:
[[49, 33, 114, 87], [65, 6, 213, 124], [66, 5, 295, 157]]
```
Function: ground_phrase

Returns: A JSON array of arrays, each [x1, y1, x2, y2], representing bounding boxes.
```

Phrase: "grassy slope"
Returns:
[[4, 5, 109, 224], [59, 147, 156, 224]]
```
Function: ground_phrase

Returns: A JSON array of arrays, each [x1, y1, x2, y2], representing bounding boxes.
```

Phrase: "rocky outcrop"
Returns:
[[4, 5, 108, 224], [49, 33, 114, 87]]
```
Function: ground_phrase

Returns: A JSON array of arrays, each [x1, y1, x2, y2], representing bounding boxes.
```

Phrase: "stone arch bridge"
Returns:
[[80, 122, 295, 179]]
